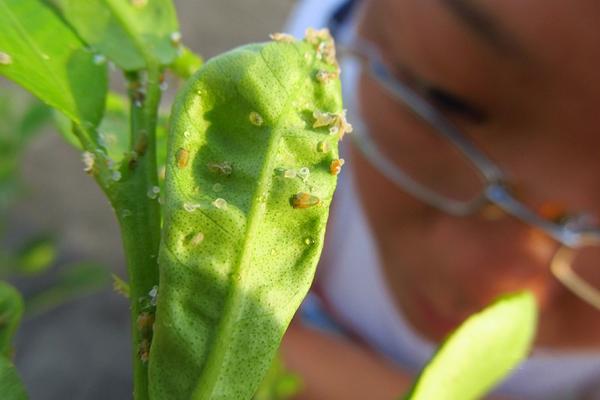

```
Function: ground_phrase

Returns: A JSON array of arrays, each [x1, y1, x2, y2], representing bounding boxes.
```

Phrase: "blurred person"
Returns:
[[282, 0, 600, 399]]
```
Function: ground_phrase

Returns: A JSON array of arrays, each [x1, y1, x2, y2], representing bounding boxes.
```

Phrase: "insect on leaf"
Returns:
[[0, 0, 107, 127], [405, 291, 538, 400], [149, 30, 346, 400], [47, 0, 180, 70]]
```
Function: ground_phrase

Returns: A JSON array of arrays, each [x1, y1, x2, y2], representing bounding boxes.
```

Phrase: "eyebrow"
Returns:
[[439, 0, 524, 56]]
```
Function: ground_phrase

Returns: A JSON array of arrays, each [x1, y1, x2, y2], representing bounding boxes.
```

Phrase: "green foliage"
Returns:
[[253, 355, 301, 400], [0, 281, 23, 357], [0, 357, 26, 400], [405, 292, 537, 400], [0, 0, 107, 127], [14, 236, 57, 276], [148, 36, 344, 400], [47, 0, 180, 70]]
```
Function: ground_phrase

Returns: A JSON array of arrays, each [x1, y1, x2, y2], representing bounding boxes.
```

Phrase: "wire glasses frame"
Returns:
[[338, 37, 600, 310]]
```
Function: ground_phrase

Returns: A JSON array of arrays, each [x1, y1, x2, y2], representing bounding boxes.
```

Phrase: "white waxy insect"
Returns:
[[183, 202, 201, 212], [283, 169, 297, 179], [93, 54, 106, 65], [249, 111, 264, 126], [298, 167, 310, 181], [183, 130, 191, 139], [213, 198, 227, 209], [317, 140, 330, 153], [315, 70, 338, 84], [269, 32, 295, 43], [0, 52, 12, 65], [112, 170, 122, 181], [312, 110, 337, 128], [148, 285, 158, 306], [207, 161, 233, 176], [170, 32, 182, 47], [82, 151, 95, 174], [147, 186, 160, 199], [189, 232, 205, 246]]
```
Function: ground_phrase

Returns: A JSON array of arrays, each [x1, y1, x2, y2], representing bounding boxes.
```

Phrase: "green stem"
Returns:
[[115, 64, 162, 400]]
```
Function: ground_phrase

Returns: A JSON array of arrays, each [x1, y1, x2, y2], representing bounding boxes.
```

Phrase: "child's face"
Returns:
[[354, 0, 600, 343]]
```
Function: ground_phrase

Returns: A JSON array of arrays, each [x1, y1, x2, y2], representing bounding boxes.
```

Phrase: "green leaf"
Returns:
[[24, 262, 111, 317], [0, 357, 27, 400], [0, 0, 107, 127], [48, 0, 180, 70], [15, 236, 57, 276], [0, 281, 23, 357], [406, 291, 538, 400], [169, 46, 203, 80], [253, 354, 301, 400], [149, 33, 346, 400]]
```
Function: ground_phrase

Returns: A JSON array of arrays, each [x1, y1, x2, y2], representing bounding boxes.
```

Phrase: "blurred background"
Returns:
[[1, 0, 297, 398]]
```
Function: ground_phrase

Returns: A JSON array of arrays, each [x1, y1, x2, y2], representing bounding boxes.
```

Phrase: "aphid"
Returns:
[[183, 130, 191, 139], [335, 109, 353, 139], [329, 158, 345, 176], [212, 198, 227, 209], [137, 312, 155, 337], [176, 148, 189, 169], [138, 339, 150, 363], [93, 54, 106, 65], [170, 31, 182, 47], [0, 52, 12, 65], [135, 132, 148, 155], [269, 32, 295, 43], [304, 238, 314, 245], [207, 161, 233, 176], [249, 111, 264, 126], [82, 151, 95, 174], [189, 232, 205, 246], [315, 69, 338, 84], [317, 140, 330, 153], [291, 192, 320, 209], [312, 110, 337, 128]]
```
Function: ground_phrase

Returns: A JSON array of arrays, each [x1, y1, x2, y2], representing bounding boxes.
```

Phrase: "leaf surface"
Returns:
[[48, 0, 179, 70], [0, 357, 27, 400], [406, 291, 537, 400], [0, 0, 107, 126], [149, 34, 344, 400], [0, 282, 23, 357]]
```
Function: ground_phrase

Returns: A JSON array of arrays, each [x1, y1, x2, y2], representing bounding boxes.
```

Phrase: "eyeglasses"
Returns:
[[338, 37, 600, 310]]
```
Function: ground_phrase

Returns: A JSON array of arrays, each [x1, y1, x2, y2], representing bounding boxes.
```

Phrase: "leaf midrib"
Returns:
[[191, 43, 310, 400]]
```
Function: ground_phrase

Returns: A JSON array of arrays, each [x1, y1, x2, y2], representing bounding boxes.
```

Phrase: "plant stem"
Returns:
[[115, 64, 162, 400]]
